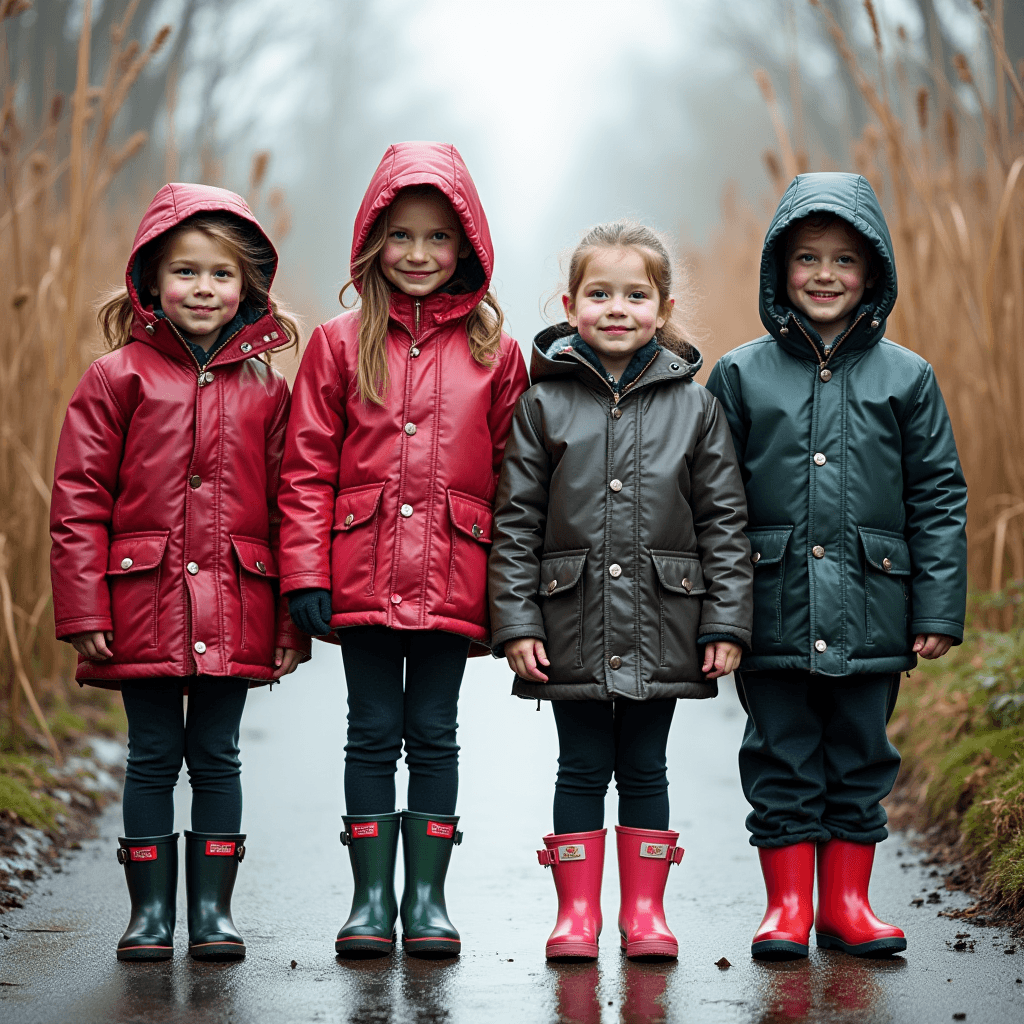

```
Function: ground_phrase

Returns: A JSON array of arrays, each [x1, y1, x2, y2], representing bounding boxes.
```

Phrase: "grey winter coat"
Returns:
[[706, 172, 968, 676], [488, 329, 753, 701]]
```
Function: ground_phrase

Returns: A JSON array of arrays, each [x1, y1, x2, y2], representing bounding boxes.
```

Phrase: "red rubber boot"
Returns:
[[615, 825, 684, 961], [814, 839, 906, 956], [751, 842, 815, 960], [537, 829, 606, 960]]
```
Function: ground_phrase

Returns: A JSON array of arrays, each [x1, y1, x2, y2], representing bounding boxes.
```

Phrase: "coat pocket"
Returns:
[[859, 527, 911, 653], [230, 535, 278, 657], [650, 550, 705, 671], [444, 490, 493, 623], [106, 531, 170, 650], [746, 526, 793, 646], [538, 550, 588, 670], [331, 482, 386, 597]]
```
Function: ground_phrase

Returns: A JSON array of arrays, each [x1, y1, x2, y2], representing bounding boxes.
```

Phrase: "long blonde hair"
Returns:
[[97, 212, 300, 356], [562, 220, 698, 359], [340, 185, 504, 405]]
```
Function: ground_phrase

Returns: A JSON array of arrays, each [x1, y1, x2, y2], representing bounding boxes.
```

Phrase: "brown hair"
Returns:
[[781, 212, 882, 285], [562, 220, 697, 358], [97, 212, 300, 356], [339, 185, 505, 405]]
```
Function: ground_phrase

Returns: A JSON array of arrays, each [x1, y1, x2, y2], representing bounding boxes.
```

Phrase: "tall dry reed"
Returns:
[[0, 1, 170, 757], [694, 0, 1024, 599]]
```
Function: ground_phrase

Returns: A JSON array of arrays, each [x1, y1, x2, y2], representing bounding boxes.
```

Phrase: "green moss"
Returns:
[[926, 726, 1024, 817], [962, 761, 1024, 855], [48, 708, 88, 742], [987, 832, 1024, 906], [0, 771, 60, 832]]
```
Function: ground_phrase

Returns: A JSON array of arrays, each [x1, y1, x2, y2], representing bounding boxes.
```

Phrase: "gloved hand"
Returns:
[[287, 588, 333, 636]]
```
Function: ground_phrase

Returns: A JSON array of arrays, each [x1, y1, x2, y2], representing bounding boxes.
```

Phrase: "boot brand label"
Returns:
[[350, 822, 379, 839], [427, 821, 455, 839], [206, 841, 236, 856], [129, 846, 157, 861], [640, 842, 667, 859], [557, 844, 586, 862]]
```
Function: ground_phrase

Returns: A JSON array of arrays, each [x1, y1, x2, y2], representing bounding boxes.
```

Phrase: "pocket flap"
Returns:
[[447, 489, 493, 544], [538, 550, 588, 597], [746, 526, 794, 567], [859, 527, 912, 575], [230, 535, 279, 578], [650, 550, 706, 595], [106, 531, 169, 575], [333, 482, 386, 532]]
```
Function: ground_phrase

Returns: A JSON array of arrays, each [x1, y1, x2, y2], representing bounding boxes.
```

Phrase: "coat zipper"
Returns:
[[792, 311, 867, 377], [562, 348, 661, 405], [414, 299, 421, 337]]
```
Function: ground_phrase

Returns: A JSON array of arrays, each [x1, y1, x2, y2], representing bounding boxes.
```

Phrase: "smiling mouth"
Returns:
[[600, 326, 631, 334], [186, 306, 219, 313], [808, 291, 841, 299], [400, 270, 435, 278]]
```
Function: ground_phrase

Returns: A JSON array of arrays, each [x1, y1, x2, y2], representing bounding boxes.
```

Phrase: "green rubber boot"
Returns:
[[116, 833, 178, 960], [335, 812, 401, 957], [400, 810, 463, 958], [184, 830, 247, 961]]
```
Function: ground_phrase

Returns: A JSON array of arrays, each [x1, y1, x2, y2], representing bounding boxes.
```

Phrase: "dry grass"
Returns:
[[692, 0, 1024, 597], [0, 1, 169, 756]]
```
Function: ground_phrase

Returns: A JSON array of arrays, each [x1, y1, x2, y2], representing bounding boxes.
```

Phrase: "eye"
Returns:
[[629, 290, 649, 300], [797, 253, 815, 263], [589, 289, 608, 299], [431, 231, 451, 242], [837, 254, 856, 265], [213, 269, 233, 279], [390, 230, 409, 241], [176, 268, 195, 277]]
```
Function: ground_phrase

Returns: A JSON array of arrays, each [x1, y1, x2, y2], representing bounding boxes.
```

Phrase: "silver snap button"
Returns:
[[812, 546, 825, 559], [820, 368, 832, 382], [410, 347, 420, 358], [547, 580, 557, 594], [670, 362, 680, 371], [256, 561, 266, 574], [610, 479, 622, 492], [120, 557, 133, 570], [187, 561, 199, 575], [882, 557, 892, 572], [344, 513, 354, 527], [681, 578, 692, 592], [813, 453, 826, 466], [472, 524, 482, 539], [780, 326, 789, 336], [611, 408, 622, 419], [145, 323, 156, 336], [751, 552, 761, 564], [871, 319, 881, 329], [608, 655, 622, 669], [390, 593, 402, 605], [240, 342, 252, 353], [400, 504, 413, 518], [404, 423, 417, 436], [609, 564, 622, 578], [194, 641, 207, 654], [814, 639, 827, 653]]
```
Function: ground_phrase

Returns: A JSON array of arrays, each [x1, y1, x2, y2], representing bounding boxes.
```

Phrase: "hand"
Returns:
[[287, 588, 333, 636], [274, 646, 303, 678], [69, 631, 114, 660], [505, 638, 550, 683], [702, 640, 742, 679], [913, 633, 954, 660]]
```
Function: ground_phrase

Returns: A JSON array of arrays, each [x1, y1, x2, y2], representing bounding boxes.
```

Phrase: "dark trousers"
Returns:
[[340, 627, 469, 816], [735, 670, 901, 848], [551, 698, 676, 834], [121, 677, 249, 837]]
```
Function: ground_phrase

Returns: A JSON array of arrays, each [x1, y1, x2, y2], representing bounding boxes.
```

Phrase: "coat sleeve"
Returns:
[[265, 379, 311, 657], [487, 393, 550, 654], [487, 337, 530, 490], [690, 392, 753, 647], [49, 362, 127, 640], [277, 324, 348, 594], [901, 364, 968, 642], [705, 357, 749, 466]]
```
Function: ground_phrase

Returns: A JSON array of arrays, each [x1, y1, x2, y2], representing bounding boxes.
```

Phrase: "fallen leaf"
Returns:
[[715, 957, 731, 969], [290, 960, 297, 969]]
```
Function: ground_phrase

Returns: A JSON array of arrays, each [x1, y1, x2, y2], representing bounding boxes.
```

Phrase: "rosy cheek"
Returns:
[[160, 282, 191, 306]]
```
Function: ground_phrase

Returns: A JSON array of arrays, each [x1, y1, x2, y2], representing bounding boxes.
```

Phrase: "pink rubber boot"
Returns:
[[814, 839, 906, 956], [537, 829, 606, 960], [615, 825, 684, 960], [751, 842, 816, 960]]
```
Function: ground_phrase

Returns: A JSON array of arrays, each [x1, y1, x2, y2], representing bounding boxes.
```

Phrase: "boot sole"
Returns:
[[546, 941, 598, 961], [117, 945, 173, 961], [402, 936, 460, 958], [751, 938, 809, 961], [621, 937, 678, 961], [336, 934, 396, 958], [816, 932, 907, 957], [189, 941, 246, 961]]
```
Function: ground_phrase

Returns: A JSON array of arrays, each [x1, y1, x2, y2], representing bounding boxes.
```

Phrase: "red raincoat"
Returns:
[[50, 183, 309, 687], [278, 143, 528, 650]]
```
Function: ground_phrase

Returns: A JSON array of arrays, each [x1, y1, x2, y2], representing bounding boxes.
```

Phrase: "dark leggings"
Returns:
[[121, 678, 248, 837], [551, 698, 676, 834], [340, 627, 469, 816]]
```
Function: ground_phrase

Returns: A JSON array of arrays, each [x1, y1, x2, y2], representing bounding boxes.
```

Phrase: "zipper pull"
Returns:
[[414, 299, 421, 335]]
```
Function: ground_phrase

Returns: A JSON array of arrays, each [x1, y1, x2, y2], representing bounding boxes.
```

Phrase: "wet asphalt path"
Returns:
[[2, 644, 1024, 1024]]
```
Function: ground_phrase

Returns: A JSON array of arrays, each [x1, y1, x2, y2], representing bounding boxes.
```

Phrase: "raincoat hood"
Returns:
[[350, 142, 494, 324], [759, 172, 898, 359], [126, 183, 282, 363]]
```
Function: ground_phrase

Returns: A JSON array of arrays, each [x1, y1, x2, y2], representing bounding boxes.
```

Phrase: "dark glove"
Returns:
[[287, 588, 333, 636]]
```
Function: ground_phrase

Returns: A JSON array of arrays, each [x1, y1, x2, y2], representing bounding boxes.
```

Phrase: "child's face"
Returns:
[[152, 228, 243, 351], [380, 192, 470, 297], [563, 247, 670, 378], [785, 220, 876, 344]]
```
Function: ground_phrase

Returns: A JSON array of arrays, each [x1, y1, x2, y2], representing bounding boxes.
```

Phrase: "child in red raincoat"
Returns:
[[278, 142, 528, 959], [50, 184, 309, 962]]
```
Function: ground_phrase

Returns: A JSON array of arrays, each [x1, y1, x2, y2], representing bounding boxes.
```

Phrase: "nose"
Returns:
[[194, 273, 214, 294], [408, 240, 429, 264], [608, 294, 627, 315]]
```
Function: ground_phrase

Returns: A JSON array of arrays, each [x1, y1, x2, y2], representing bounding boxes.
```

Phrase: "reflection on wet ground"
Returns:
[[2, 646, 1023, 1023]]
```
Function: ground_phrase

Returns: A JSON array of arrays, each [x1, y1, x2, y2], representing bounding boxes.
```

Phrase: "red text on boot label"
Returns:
[[427, 821, 455, 839], [129, 846, 157, 861], [640, 842, 668, 859], [557, 844, 586, 861], [206, 841, 236, 856], [350, 822, 378, 839]]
